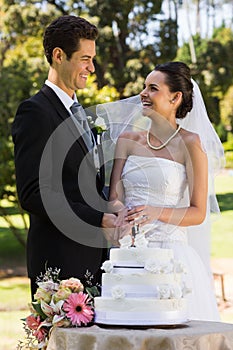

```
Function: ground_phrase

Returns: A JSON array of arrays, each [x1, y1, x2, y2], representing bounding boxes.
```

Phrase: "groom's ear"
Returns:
[[52, 47, 64, 64]]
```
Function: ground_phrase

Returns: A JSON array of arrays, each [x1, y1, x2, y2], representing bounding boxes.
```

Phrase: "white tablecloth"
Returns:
[[47, 320, 233, 350]]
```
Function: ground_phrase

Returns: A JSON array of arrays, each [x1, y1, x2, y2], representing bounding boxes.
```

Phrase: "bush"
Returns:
[[224, 151, 233, 168]]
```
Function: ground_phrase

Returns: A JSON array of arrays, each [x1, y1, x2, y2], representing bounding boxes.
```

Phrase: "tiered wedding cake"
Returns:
[[94, 233, 191, 325]]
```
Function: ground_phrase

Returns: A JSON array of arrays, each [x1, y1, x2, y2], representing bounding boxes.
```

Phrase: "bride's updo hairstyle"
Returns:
[[154, 62, 193, 119]]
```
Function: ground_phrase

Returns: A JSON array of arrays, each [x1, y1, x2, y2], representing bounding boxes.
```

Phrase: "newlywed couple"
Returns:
[[12, 15, 224, 321]]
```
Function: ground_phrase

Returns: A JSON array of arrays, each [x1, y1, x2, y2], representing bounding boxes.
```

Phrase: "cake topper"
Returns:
[[131, 222, 140, 247]]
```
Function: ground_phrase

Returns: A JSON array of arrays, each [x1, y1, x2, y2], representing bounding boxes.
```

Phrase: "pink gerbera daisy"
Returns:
[[63, 292, 94, 326]]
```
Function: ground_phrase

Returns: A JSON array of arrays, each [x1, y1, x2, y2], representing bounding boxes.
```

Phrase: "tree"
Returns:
[[176, 26, 233, 126], [1, 0, 232, 248], [0, 1, 59, 246]]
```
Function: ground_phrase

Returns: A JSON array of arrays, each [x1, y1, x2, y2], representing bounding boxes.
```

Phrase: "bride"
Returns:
[[100, 61, 225, 321]]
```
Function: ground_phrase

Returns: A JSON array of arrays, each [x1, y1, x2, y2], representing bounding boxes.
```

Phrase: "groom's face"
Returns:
[[56, 39, 96, 97]]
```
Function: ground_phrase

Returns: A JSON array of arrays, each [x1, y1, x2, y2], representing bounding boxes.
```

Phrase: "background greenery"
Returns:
[[0, 1, 232, 348], [0, 0, 233, 247]]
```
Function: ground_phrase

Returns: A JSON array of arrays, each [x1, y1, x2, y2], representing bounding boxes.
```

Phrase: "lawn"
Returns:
[[0, 277, 30, 350], [0, 170, 232, 349], [211, 170, 233, 258]]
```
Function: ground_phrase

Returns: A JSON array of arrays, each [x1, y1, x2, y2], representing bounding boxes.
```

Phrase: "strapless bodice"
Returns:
[[122, 156, 189, 242]]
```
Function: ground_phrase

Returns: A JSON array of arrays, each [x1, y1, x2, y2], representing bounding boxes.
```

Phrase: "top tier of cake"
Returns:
[[110, 246, 174, 267]]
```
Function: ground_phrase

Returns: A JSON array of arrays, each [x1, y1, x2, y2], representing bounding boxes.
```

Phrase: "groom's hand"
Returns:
[[101, 213, 118, 245]]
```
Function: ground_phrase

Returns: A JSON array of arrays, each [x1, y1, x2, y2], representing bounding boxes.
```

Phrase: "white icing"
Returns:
[[110, 247, 173, 267], [94, 297, 187, 325], [95, 247, 189, 325]]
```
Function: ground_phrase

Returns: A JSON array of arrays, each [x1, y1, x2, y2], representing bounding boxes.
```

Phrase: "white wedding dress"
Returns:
[[121, 155, 220, 321]]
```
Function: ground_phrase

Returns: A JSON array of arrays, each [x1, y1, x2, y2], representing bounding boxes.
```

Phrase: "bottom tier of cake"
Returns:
[[94, 297, 188, 325]]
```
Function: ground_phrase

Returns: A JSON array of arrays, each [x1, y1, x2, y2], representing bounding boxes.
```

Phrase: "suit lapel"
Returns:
[[41, 85, 89, 155], [41, 85, 104, 188]]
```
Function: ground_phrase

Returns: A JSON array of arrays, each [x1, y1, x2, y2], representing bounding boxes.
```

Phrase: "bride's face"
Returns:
[[140, 71, 175, 119]]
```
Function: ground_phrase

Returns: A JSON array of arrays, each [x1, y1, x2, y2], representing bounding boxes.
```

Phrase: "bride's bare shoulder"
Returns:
[[180, 128, 201, 147], [118, 130, 145, 142], [180, 128, 205, 157]]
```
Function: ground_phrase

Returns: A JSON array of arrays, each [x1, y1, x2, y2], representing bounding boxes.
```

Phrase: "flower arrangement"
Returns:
[[17, 267, 99, 349]]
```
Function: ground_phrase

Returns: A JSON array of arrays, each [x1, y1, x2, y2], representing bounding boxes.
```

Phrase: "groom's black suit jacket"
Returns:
[[12, 85, 108, 284]]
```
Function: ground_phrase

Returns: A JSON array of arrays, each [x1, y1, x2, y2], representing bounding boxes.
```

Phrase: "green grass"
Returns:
[[0, 227, 26, 267], [0, 277, 31, 350], [0, 277, 30, 310], [211, 171, 233, 258], [0, 310, 29, 350]]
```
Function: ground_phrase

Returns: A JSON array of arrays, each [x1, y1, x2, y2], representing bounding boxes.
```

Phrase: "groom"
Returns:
[[12, 15, 117, 299]]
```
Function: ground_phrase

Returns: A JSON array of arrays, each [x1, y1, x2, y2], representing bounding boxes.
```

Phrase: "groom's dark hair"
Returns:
[[43, 15, 98, 65]]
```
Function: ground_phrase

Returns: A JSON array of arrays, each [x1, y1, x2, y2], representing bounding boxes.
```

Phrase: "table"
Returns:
[[47, 320, 233, 350]]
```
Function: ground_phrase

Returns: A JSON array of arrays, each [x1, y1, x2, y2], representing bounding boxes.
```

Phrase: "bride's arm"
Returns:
[[108, 133, 130, 214], [127, 133, 208, 227]]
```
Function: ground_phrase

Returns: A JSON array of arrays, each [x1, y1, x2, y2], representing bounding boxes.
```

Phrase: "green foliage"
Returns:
[[85, 0, 167, 95], [215, 123, 228, 143], [77, 75, 120, 106], [224, 152, 233, 169], [176, 27, 233, 128], [0, 0, 233, 249], [220, 85, 233, 130], [223, 133, 233, 168], [223, 133, 233, 152]]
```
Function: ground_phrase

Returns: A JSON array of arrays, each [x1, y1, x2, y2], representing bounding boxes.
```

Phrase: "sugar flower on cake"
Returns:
[[170, 285, 183, 299], [158, 284, 171, 299], [101, 260, 113, 273], [182, 281, 193, 297], [119, 234, 132, 248], [172, 259, 187, 273], [144, 258, 161, 274], [111, 285, 126, 300], [160, 261, 174, 274], [17, 267, 99, 350], [134, 233, 148, 248]]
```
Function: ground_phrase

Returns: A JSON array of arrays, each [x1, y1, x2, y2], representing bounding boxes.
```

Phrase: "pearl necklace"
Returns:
[[146, 125, 181, 150]]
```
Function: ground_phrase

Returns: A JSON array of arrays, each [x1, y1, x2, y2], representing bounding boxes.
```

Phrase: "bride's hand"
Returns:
[[127, 205, 158, 225]]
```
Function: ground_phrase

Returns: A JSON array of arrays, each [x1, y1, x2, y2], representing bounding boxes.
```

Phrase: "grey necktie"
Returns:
[[70, 102, 93, 149]]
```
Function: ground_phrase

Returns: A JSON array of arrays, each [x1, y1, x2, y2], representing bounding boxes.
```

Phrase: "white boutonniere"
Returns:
[[87, 116, 107, 146], [87, 116, 107, 135]]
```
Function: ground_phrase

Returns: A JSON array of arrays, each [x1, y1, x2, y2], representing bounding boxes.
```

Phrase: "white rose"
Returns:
[[94, 116, 107, 131], [101, 260, 113, 273], [119, 235, 132, 249], [134, 233, 148, 248], [111, 286, 125, 300], [160, 262, 173, 274], [158, 284, 171, 299], [173, 259, 187, 273], [170, 285, 183, 299], [144, 259, 161, 273], [182, 282, 192, 297]]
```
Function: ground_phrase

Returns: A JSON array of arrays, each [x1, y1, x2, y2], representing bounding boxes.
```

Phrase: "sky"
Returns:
[[171, 1, 233, 45]]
